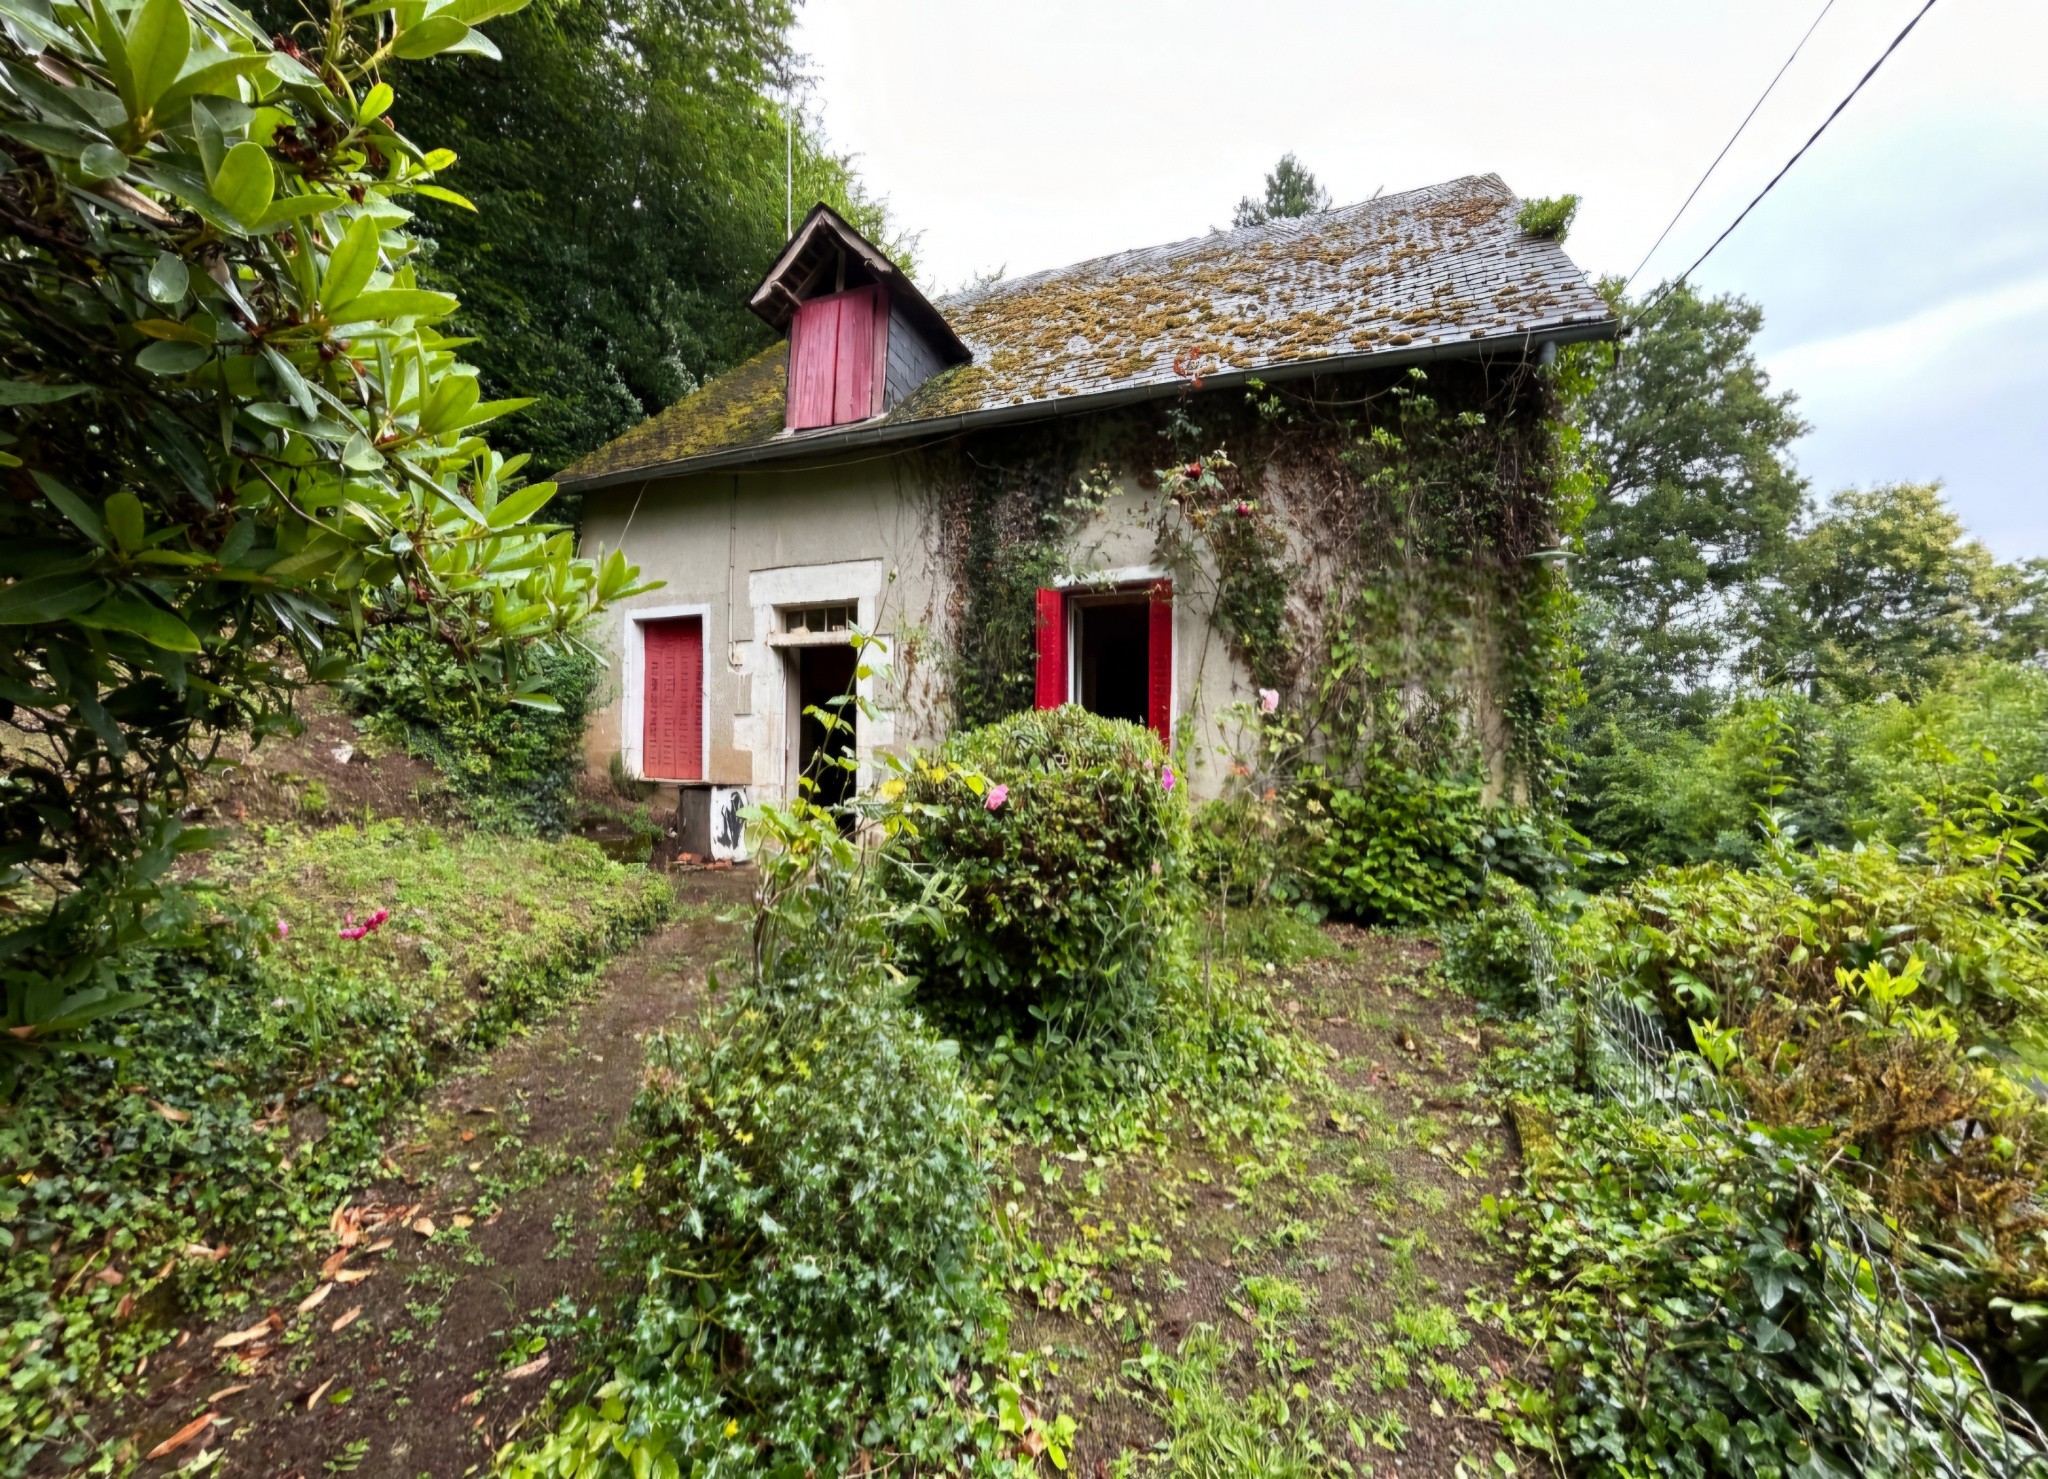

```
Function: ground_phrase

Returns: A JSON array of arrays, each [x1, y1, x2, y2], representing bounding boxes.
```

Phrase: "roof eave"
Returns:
[[560, 315, 1619, 492]]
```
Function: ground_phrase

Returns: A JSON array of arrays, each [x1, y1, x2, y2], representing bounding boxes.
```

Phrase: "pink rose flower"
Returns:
[[984, 784, 1009, 812], [1258, 688, 1279, 713], [1235, 500, 1253, 517], [276, 918, 290, 941], [1160, 762, 1176, 794]]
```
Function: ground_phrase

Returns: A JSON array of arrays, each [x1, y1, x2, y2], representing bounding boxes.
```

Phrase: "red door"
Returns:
[[642, 616, 703, 781]]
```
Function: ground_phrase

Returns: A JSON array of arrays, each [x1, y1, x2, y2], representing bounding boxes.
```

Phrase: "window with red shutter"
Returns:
[[641, 616, 704, 781]]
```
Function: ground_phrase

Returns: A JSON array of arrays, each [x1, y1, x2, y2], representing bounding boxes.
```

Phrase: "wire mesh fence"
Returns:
[[1536, 941, 2048, 1478]]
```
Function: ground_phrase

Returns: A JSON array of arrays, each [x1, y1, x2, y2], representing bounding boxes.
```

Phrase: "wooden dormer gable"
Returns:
[[748, 204, 970, 432]]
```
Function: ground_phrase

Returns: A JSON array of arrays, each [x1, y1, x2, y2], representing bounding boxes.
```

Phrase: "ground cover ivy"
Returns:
[[0, 820, 672, 1474]]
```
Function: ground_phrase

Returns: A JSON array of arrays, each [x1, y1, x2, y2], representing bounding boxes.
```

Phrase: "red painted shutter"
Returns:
[[1034, 588, 1067, 709], [1147, 580, 1173, 741], [642, 617, 704, 781], [787, 297, 840, 430], [833, 285, 882, 423]]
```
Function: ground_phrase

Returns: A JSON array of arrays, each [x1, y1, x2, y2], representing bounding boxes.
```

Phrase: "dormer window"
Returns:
[[749, 204, 971, 432]]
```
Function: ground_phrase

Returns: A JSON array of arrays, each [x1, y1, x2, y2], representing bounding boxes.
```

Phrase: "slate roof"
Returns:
[[561, 174, 1613, 488]]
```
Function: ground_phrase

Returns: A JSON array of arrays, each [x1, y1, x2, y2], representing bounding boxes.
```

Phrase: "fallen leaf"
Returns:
[[330, 1305, 362, 1333], [457, 1389, 483, 1409], [460, 1130, 475, 1144], [152, 1101, 192, 1124], [504, 1354, 550, 1381], [305, 1377, 335, 1411], [94, 1267, 123, 1286], [365, 1238, 394, 1254], [450, 1215, 474, 1230], [205, 1383, 250, 1403], [213, 1319, 274, 1350], [339, 1074, 358, 1087], [144, 1412, 216, 1461], [334, 1268, 373, 1285], [297, 1283, 333, 1313], [116, 1293, 135, 1320], [411, 1217, 436, 1238], [319, 1250, 349, 1278]]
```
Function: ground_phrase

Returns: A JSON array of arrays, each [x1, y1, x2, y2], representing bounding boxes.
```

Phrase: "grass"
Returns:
[[0, 820, 672, 1476]]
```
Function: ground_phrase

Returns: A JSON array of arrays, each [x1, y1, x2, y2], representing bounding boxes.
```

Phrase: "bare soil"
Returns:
[[111, 870, 753, 1479], [1008, 927, 1529, 1477]]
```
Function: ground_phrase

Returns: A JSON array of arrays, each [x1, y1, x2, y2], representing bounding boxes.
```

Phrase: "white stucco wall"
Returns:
[[578, 450, 1275, 803]]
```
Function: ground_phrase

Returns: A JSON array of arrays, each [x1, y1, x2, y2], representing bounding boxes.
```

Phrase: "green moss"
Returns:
[[560, 342, 789, 481]]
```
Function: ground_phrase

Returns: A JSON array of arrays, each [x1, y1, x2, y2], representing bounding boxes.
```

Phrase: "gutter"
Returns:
[[559, 314, 1620, 493]]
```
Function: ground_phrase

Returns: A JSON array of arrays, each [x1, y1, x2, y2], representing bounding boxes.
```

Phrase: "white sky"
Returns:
[[791, 0, 2048, 559]]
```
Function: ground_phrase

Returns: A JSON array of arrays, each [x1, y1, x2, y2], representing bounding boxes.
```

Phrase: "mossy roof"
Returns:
[[562, 174, 1611, 487]]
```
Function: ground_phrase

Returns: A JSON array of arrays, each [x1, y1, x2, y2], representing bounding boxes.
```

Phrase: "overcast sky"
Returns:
[[790, 0, 2047, 559]]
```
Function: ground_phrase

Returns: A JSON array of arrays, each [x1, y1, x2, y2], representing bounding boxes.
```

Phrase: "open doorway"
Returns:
[[1074, 595, 1151, 726], [794, 643, 858, 811]]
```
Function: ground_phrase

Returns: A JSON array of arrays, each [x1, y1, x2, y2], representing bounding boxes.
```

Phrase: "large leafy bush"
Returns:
[[0, 0, 649, 1065], [887, 707, 1189, 1082]]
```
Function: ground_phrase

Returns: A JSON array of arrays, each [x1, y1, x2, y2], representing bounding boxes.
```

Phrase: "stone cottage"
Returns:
[[561, 174, 1613, 848]]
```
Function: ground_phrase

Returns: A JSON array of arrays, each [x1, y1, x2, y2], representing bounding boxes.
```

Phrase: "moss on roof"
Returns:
[[562, 343, 788, 483], [564, 175, 1611, 484]]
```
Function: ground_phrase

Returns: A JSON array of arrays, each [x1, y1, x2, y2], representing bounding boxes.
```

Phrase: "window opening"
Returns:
[[1074, 596, 1150, 727], [784, 603, 856, 635]]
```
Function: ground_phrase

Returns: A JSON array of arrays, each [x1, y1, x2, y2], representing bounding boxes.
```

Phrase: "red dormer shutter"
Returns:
[[1034, 588, 1067, 709], [787, 295, 840, 430], [787, 285, 887, 430]]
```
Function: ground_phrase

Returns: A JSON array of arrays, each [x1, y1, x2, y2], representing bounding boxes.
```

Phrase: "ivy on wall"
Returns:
[[922, 353, 1591, 881]]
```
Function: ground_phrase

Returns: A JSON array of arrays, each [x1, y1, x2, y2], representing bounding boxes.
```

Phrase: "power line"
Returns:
[[1624, 0, 1837, 294], [1634, 0, 1940, 323]]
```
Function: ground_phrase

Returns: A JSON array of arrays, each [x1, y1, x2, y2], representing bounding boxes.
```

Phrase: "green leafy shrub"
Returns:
[[1192, 791, 1290, 909], [887, 707, 1190, 1094], [1516, 193, 1580, 240], [1439, 877, 1556, 1013], [1300, 759, 1488, 924], [0, 822, 671, 1474], [343, 622, 600, 834], [504, 796, 1047, 1477], [1567, 839, 2048, 1414]]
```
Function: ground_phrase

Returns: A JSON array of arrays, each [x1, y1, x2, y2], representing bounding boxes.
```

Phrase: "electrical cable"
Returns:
[[1623, 0, 1837, 293], [1632, 0, 1940, 324]]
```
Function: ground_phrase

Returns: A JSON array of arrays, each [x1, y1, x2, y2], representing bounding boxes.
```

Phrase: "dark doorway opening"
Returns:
[[796, 643, 858, 812], [1076, 598, 1150, 727]]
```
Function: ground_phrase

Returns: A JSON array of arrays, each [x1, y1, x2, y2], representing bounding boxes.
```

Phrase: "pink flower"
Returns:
[[276, 918, 290, 941], [364, 908, 389, 932], [1235, 500, 1253, 517], [984, 784, 1009, 812], [338, 925, 367, 941], [1258, 688, 1279, 713], [1160, 762, 1176, 794]]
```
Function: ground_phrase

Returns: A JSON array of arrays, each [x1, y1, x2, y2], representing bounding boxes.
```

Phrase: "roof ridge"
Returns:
[[936, 173, 1510, 311]]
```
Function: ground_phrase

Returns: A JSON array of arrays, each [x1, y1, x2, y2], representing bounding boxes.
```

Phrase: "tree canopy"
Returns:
[[324, 0, 904, 475], [1232, 152, 1331, 228]]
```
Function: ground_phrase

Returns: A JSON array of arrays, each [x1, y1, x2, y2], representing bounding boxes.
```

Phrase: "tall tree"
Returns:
[[279, 0, 905, 475], [1233, 153, 1332, 227], [1749, 482, 2045, 701], [1573, 282, 1810, 724]]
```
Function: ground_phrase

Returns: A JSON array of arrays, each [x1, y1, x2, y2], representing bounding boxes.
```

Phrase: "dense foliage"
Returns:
[[337, 0, 903, 475], [0, 0, 649, 1069], [888, 706, 1190, 1102], [343, 618, 599, 832], [1230, 152, 1330, 229], [0, 820, 671, 1473], [502, 764, 1079, 1477]]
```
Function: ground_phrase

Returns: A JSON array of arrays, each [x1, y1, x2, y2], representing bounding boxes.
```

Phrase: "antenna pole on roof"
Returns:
[[785, 85, 793, 238]]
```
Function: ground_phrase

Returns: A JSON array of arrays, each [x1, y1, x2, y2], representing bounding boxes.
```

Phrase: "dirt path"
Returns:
[[116, 870, 752, 1479], [1009, 926, 1530, 1477]]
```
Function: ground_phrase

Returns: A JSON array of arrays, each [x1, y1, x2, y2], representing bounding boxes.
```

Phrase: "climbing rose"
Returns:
[[276, 918, 290, 941], [1259, 688, 1280, 713], [985, 784, 1009, 812], [1235, 500, 1253, 517], [1160, 762, 1176, 793]]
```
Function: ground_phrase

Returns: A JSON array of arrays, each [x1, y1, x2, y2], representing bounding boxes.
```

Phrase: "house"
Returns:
[[561, 174, 1614, 846]]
